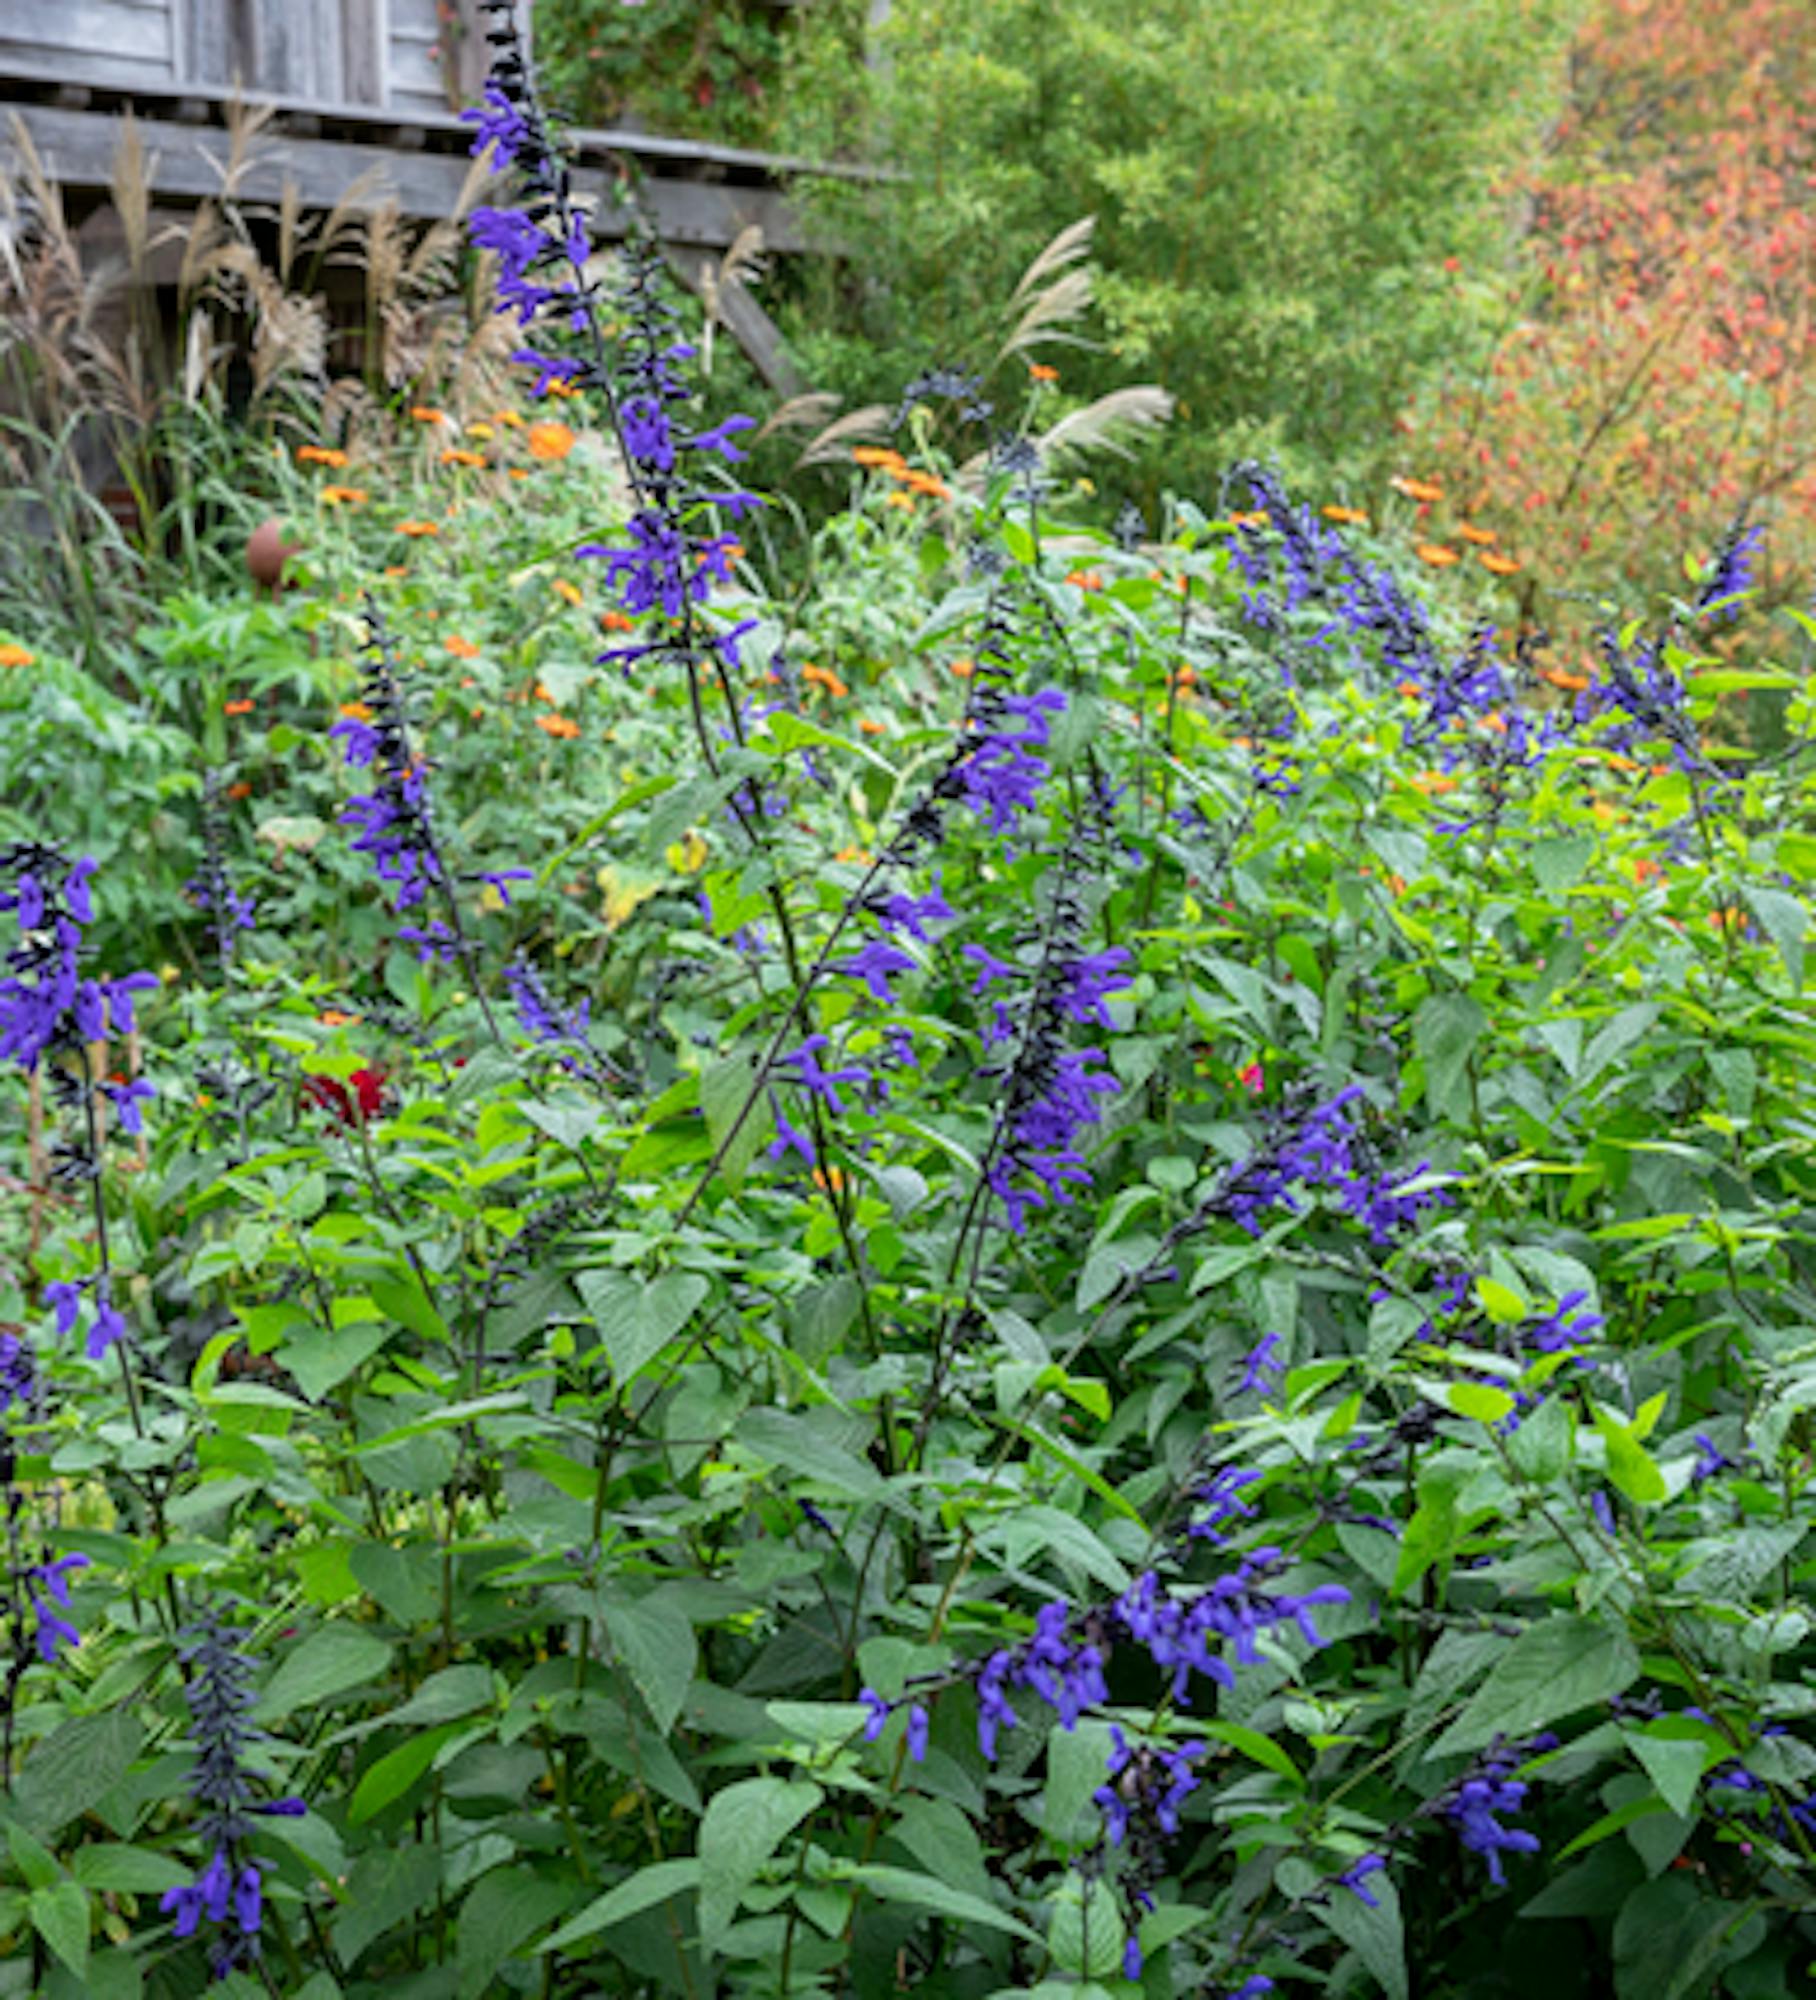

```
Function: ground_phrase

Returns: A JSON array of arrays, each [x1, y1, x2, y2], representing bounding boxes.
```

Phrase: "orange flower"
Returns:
[[296, 445, 348, 467], [1540, 665, 1589, 692], [1028, 362, 1059, 383], [853, 446, 908, 472], [535, 713, 581, 740], [319, 485, 369, 506], [1478, 551, 1522, 575], [835, 846, 873, 863], [600, 610, 635, 633], [317, 1008, 362, 1027], [508, 467, 532, 480], [440, 448, 486, 468], [1633, 857, 1662, 885], [383, 564, 409, 578], [1321, 504, 1369, 525], [803, 663, 850, 699], [1481, 710, 1508, 734], [224, 698, 255, 716], [858, 717, 887, 735], [1386, 872, 1409, 898], [884, 491, 916, 511], [0, 642, 34, 667], [552, 579, 583, 607], [1414, 543, 1460, 567], [532, 680, 555, 703], [1227, 510, 1269, 528], [903, 471, 952, 500], [493, 409, 525, 429], [527, 421, 576, 461], [1065, 569, 1104, 591], [950, 658, 975, 678], [339, 701, 374, 721], [1396, 679, 1422, 698], [410, 407, 447, 424], [812, 1166, 847, 1194], [445, 636, 481, 660], [1411, 770, 1458, 795], [1173, 665, 1197, 689], [397, 519, 441, 537], [1457, 523, 1498, 546], [226, 780, 252, 800], [1391, 475, 1444, 502]]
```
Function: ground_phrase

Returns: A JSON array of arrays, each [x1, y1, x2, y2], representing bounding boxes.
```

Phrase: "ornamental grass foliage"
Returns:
[[6, 13, 1816, 2000]]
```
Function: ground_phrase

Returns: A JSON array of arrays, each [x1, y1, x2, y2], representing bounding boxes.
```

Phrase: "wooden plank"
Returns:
[[661, 242, 806, 398], [1, 99, 815, 249], [0, 43, 175, 88], [0, 0, 173, 67], [341, 0, 384, 105]]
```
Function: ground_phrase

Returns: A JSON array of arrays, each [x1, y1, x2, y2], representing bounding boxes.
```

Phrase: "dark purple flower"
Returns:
[[1337, 1852, 1388, 1908]]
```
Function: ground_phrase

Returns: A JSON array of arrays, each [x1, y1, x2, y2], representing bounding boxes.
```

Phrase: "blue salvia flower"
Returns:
[[1697, 512, 1764, 620], [503, 958, 619, 1087], [1431, 1735, 1553, 1886], [24, 1553, 88, 1663], [1235, 1332, 1286, 1397], [186, 770, 257, 974], [159, 1607, 307, 1981], [1336, 1852, 1389, 1907]]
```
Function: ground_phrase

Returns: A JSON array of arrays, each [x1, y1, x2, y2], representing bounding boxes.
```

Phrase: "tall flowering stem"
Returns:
[[159, 1606, 306, 1981], [2, 842, 153, 1432]]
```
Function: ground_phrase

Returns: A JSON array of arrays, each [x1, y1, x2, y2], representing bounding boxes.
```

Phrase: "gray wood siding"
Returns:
[[387, 0, 446, 115], [0, 0, 176, 85]]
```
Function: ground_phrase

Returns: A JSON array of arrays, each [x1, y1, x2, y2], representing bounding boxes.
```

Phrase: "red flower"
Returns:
[[302, 1066, 389, 1127]]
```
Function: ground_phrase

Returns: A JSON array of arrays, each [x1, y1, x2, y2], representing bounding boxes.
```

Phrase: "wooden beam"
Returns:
[[660, 242, 806, 398], [2, 100, 817, 250]]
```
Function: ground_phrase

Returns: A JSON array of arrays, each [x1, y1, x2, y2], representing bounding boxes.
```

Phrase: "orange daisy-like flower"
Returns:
[[445, 636, 481, 660], [532, 680, 555, 704], [1411, 770, 1459, 795], [853, 446, 908, 472], [1478, 551, 1522, 575], [339, 701, 374, 721], [1391, 476, 1444, 503], [902, 471, 952, 501], [802, 663, 850, 699], [319, 486, 369, 507], [1321, 504, 1369, 526], [950, 658, 975, 679], [224, 698, 256, 716], [410, 407, 447, 425], [384, 564, 409, 578], [1028, 362, 1059, 384], [884, 491, 916, 512], [296, 445, 349, 467], [317, 1008, 362, 1027], [1414, 543, 1460, 567], [508, 467, 532, 480], [0, 642, 34, 667], [535, 713, 581, 739], [1457, 523, 1498, 546], [397, 519, 441, 537], [527, 421, 576, 462], [226, 780, 252, 800], [1633, 857, 1662, 885], [600, 610, 635, 633], [1227, 510, 1269, 528], [858, 717, 887, 736], [440, 448, 486, 468], [552, 579, 584, 608], [1065, 569, 1104, 592], [1540, 665, 1590, 692]]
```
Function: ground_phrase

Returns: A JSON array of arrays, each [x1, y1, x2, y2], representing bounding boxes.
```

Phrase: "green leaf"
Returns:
[[835, 1863, 1041, 1945], [1045, 1719, 1118, 1842], [1505, 1395, 1573, 1482], [1313, 1866, 1407, 2000], [698, 1777, 822, 1949], [71, 1847, 190, 1894], [1475, 1277, 1529, 1324], [1435, 1616, 1639, 1757], [30, 1882, 89, 1981], [1681, 1523, 1806, 1601], [736, 1407, 882, 1501], [1531, 834, 1594, 895], [1447, 1381, 1516, 1424], [348, 1722, 463, 1824], [1592, 1405, 1669, 1506], [1624, 1729, 1712, 1820], [258, 1627, 394, 1720], [1199, 1720, 1303, 1787], [456, 1867, 573, 1996], [370, 1273, 449, 1344], [1613, 1875, 1754, 2000], [1744, 885, 1806, 987], [1414, 993, 1485, 1121], [1047, 1873, 1125, 1977], [576, 1269, 709, 1386], [601, 1591, 697, 1736], [700, 1051, 768, 1188], [334, 1844, 441, 1968], [541, 1859, 702, 1956], [1557, 1793, 1672, 1860], [13, 1712, 143, 1836], [388, 1665, 495, 1730]]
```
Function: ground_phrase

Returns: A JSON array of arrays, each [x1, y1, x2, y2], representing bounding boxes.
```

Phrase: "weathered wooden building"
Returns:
[[0, 0, 843, 388]]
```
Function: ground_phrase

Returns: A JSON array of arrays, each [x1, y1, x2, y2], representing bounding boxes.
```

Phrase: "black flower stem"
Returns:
[[80, 1063, 144, 1439]]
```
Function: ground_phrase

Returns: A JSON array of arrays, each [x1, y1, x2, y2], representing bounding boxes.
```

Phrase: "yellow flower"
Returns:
[[552, 579, 584, 607], [466, 421, 495, 442]]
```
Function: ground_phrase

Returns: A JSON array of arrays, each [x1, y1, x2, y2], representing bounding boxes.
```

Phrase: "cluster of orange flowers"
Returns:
[[801, 662, 849, 699], [1391, 475, 1523, 577], [0, 642, 33, 668], [850, 445, 952, 503]]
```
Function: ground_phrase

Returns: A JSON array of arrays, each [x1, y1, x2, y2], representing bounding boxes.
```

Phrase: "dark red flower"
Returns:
[[302, 1065, 389, 1127]]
